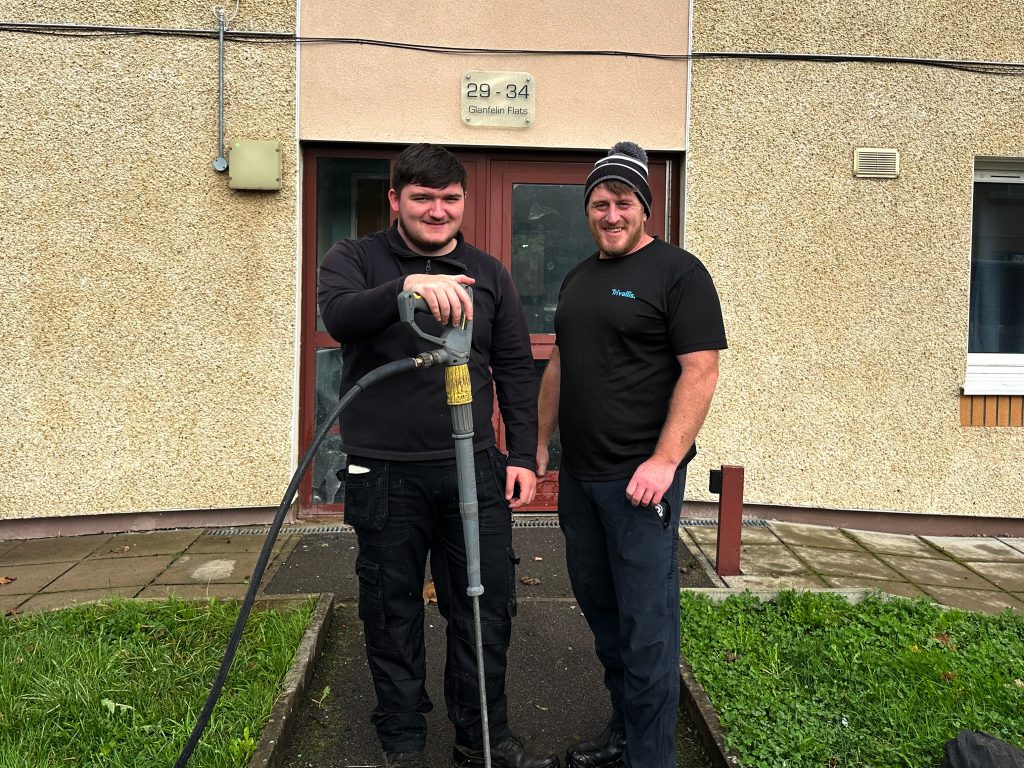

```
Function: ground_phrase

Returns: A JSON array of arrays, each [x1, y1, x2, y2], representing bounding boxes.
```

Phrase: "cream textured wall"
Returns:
[[686, 1, 1024, 516], [299, 0, 688, 150], [0, 2, 298, 519]]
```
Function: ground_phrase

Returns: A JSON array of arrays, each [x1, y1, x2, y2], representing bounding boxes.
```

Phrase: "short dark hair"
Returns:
[[391, 143, 467, 195]]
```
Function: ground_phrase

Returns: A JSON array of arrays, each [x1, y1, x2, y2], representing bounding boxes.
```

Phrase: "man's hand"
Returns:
[[506, 466, 537, 509], [403, 274, 475, 326], [536, 444, 550, 477], [625, 455, 677, 507]]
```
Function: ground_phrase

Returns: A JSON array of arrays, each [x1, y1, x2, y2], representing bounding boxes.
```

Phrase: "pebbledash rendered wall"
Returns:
[[0, 2, 298, 520], [685, 2, 1024, 517]]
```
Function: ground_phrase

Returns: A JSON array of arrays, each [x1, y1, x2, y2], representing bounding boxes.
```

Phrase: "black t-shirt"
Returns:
[[554, 238, 727, 480]]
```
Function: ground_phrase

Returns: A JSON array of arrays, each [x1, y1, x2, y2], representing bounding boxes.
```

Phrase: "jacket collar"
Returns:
[[385, 221, 468, 270]]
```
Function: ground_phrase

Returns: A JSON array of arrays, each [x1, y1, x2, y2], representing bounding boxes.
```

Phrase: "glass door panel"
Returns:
[[511, 184, 593, 335], [301, 153, 394, 517], [299, 148, 487, 517], [488, 157, 673, 511]]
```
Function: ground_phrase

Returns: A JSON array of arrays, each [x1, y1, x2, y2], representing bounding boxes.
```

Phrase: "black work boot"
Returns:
[[384, 751, 427, 768], [565, 726, 626, 768], [452, 734, 560, 768]]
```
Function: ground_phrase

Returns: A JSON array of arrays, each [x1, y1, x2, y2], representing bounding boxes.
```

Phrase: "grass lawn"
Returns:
[[0, 596, 315, 768], [680, 590, 1024, 768]]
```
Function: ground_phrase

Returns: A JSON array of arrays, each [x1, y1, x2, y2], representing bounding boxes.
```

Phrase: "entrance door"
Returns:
[[299, 146, 676, 518], [485, 159, 671, 510]]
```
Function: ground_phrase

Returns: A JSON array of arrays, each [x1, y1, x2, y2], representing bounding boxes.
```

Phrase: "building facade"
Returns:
[[1, 0, 1021, 534]]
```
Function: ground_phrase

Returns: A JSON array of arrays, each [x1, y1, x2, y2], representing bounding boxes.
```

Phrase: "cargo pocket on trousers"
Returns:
[[506, 546, 520, 618], [355, 558, 385, 627], [343, 464, 389, 531]]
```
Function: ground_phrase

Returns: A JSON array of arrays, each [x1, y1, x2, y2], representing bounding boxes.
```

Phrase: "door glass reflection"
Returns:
[[313, 347, 346, 504], [511, 184, 593, 334], [315, 158, 391, 332]]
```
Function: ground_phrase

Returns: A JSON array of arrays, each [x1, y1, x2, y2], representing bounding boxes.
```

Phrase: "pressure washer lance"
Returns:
[[174, 289, 486, 767], [399, 288, 492, 768]]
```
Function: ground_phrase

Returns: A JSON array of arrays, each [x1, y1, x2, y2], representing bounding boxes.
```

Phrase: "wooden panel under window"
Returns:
[[960, 395, 1024, 426]]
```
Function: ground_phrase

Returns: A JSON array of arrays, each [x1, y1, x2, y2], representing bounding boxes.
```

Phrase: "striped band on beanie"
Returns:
[[584, 141, 652, 217]]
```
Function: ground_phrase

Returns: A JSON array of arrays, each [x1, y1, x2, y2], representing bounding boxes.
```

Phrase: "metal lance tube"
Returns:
[[445, 362, 490, 768]]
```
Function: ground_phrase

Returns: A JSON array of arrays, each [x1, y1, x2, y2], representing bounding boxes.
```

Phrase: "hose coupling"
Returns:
[[414, 349, 449, 368]]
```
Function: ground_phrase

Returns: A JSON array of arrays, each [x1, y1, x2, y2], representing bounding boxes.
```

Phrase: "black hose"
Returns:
[[174, 355, 422, 767]]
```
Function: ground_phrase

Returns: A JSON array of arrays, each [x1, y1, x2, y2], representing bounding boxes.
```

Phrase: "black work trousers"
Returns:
[[344, 448, 518, 754], [559, 467, 686, 768]]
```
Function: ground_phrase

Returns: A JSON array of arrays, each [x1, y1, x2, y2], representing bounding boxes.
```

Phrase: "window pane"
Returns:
[[312, 347, 346, 504], [535, 359, 561, 471], [511, 184, 593, 334], [969, 182, 1024, 353], [316, 158, 391, 332]]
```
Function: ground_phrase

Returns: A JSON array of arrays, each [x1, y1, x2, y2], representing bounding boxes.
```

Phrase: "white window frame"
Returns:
[[963, 159, 1024, 395]]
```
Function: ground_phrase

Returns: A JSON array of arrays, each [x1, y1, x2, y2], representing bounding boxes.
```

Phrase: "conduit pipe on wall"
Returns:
[[212, 8, 229, 172]]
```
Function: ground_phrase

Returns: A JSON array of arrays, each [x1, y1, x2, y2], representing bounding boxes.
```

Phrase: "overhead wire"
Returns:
[[1, 20, 1023, 76]]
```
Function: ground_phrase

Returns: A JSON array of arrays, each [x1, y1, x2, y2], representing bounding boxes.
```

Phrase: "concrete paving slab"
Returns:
[[737, 544, 810, 575], [964, 562, 1024, 592], [721, 575, 829, 590], [820, 576, 926, 599], [0, 541, 20, 558], [768, 522, 865, 550], [792, 546, 903, 580], [684, 525, 780, 546], [1, 594, 25, 615], [878, 555, 998, 589], [186, 532, 297, 555], [90, 529, 203, 559], [138, 584, 250, 601], [845, 530, 942, 558], [18, 587, 140, 614], [999, 538, 1024, 555], [0, 534, 112, 565], [921, 586, 1024, 613], [923, 536, 1024, 562], [0, 561, 76, 595], [45, 554, 170, 592], [154, 551, 261, 585]]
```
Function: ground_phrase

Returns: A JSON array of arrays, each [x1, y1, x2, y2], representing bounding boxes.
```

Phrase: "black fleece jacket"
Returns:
[[317, 223, 538, 470]]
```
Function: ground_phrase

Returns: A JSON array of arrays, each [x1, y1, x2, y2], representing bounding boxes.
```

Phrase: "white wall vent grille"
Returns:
[[853, 148, 900, 178]]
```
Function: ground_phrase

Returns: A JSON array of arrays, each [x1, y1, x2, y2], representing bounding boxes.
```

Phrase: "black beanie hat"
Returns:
[[584, 141, 652, 217]]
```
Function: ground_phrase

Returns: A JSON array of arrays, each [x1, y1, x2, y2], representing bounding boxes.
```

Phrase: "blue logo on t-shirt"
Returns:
[[611, 288, 636, 299]]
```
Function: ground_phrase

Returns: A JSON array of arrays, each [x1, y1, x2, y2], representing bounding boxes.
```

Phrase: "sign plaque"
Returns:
[[461, 70, 534, 128]]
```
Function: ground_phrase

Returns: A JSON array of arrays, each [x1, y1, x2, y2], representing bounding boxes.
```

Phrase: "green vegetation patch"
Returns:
[[0, 596, 314, 768], [680, 590, 1024, 768]]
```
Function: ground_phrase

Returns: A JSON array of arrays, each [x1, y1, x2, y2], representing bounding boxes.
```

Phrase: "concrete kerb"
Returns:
[[678, 588, 875, 768], [249, 592, 334, 768]]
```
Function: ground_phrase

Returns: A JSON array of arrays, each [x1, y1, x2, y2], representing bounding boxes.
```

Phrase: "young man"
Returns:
[[318, 143, 558, 768], [537, 142, 727, 768]]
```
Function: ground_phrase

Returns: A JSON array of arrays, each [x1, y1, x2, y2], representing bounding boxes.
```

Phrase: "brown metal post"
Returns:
[[714, 465, 744, 576]]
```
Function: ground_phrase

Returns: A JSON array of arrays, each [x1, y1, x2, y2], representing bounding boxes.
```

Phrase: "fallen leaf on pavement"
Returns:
[[520, 576, 542, 586], [423, 580, 437, 604], [0, 576, 15, 585], [5, 607, 21, 616], [533, 556, 543, 561]]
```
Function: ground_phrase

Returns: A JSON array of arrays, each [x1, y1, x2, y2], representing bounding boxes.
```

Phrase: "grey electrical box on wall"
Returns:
[[228, 140, 283, 190]]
